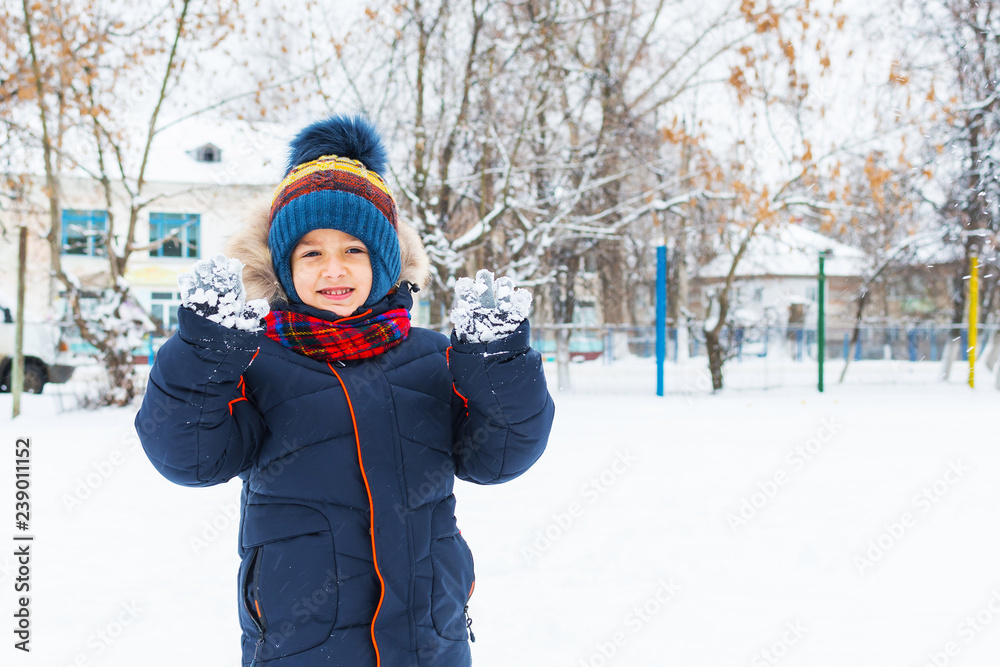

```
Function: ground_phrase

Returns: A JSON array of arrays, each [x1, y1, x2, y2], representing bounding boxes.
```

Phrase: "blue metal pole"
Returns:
[[656, 245, 667, 396]]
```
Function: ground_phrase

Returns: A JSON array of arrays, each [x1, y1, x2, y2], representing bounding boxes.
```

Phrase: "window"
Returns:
[[150, 291, 182, 331], [149, 212, 200, 258], [62, 209, 107, 256], [196, 144, 221, 163]]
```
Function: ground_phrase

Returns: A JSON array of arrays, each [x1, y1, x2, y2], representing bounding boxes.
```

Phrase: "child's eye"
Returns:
[[346, 247, 366, 254], [300, 250, 321, 258]]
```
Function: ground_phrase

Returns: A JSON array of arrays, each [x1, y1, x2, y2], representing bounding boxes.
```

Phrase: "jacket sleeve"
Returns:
[[135, 307, 266, 487], [448, 319, 554, 484]]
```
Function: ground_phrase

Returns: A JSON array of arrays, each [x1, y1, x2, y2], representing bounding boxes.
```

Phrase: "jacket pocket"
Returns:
[[243, 545, 267, 630], [238, 503, 338, 661], [429, 532, 476, 641]]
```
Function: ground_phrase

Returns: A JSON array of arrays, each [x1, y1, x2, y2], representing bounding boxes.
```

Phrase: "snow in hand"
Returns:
[[178, 254, 269, 331], [451, 269, 532, 343]]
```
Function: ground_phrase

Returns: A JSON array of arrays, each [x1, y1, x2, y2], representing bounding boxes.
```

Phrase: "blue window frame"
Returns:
[[149, 212, 200, 258], [61, 209, 108, 256]]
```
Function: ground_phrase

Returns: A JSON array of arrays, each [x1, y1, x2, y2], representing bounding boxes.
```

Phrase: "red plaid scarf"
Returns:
[[263, 307, 410, 362]]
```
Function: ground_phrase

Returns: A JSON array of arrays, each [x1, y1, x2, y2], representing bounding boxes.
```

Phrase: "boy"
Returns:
[[135, 115, 554, 666]]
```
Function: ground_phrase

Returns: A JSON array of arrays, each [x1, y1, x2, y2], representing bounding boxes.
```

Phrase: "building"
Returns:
[[690, 224, 867, 330], [0, 120, 288, 338]]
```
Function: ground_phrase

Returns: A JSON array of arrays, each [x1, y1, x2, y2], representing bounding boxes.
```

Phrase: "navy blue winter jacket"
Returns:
[[135, 287, 554, 666]]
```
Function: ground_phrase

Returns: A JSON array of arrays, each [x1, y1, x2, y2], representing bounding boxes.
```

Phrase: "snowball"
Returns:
[[178, 254, 268, 331], [449, 270, 532, 343]]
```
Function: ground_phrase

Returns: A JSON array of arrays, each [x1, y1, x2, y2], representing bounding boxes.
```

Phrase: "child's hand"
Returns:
[[178, 254, 270, 331], [450, 269, 532, 343]]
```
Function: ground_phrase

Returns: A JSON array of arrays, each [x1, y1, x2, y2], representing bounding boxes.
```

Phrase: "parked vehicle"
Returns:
[[0, 304, 76, 393]]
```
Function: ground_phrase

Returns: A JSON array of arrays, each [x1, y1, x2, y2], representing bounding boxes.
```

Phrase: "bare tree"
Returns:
[[878, 1, 1000, 374], [2, 0, 311, 404]]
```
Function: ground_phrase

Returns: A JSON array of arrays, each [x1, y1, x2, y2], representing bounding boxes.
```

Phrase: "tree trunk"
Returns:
[[556, 328, 571, 391], [940, 338, 959, 381], [942, 266, 967, 381], [426, 285, 446, 328], [598, 243, 625, 324], [705, 327, 724, 391], [551, 253, 579, 392], [984, 326, 1000, 370], [669, 231, 688, 326], [13, 227, 27, 417], [703, 287, 731, 392], [839, 289, 870, 383]]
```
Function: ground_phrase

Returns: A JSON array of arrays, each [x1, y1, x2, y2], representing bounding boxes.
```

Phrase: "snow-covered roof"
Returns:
[[699, 224, 867, 279], [143, 118, 292, 186], [11, 112, 294, 187]]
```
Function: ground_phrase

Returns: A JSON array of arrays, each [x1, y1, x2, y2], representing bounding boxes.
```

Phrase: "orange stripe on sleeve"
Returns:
[[228, 349, 260, 414], [228, 375, 249, 414], [446, 347, 469, 411]]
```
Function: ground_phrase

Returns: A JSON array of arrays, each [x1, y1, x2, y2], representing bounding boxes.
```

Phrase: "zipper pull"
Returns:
[[464, 605, 476, 643], [250, 631, 264, 666], [334, 359, 346, 367]]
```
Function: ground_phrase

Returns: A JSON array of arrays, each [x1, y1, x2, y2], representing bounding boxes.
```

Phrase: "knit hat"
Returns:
[[268, 114, 401, 308]]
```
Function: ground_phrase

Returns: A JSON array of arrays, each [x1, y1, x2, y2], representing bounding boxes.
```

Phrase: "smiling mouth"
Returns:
[[318, 288, 354, 300]]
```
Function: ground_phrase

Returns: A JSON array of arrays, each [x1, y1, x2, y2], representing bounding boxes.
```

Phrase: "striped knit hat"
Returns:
[[268, 115, 400, 307]]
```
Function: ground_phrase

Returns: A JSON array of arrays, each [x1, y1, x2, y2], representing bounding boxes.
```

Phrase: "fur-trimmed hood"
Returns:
[[226, 203, 431, 308]]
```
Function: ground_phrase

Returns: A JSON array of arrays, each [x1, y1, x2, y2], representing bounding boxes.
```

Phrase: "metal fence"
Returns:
[[529, 324, 998, 365], [57, 322, 996, 398], [526, 323, 1000, 394], [80, 322, 995, 370]]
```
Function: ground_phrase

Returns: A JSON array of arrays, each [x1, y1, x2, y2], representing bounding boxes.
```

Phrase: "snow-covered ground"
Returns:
[[3, 359, 1000, 667]]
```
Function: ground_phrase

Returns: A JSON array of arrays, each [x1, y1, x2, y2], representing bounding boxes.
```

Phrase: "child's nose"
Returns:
[[321, 256, 347, 278]]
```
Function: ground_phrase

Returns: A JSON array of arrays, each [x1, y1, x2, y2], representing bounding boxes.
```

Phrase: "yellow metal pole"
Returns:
[[969, 256, 979, 388]]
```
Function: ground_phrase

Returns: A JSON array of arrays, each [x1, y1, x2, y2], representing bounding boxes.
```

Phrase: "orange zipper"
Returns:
[[328, 362, 385, 667]]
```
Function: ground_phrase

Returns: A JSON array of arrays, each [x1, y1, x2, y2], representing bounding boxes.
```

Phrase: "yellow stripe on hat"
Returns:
[[271, 155, 393, 207]]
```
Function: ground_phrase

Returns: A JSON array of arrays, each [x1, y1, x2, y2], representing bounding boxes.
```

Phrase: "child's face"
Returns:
[[291, 228, 373, 317]]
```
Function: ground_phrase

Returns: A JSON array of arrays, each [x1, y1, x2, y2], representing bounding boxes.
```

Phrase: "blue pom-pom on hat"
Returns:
[[285, 114, 389, 177], [268, 114, 401, 310]]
